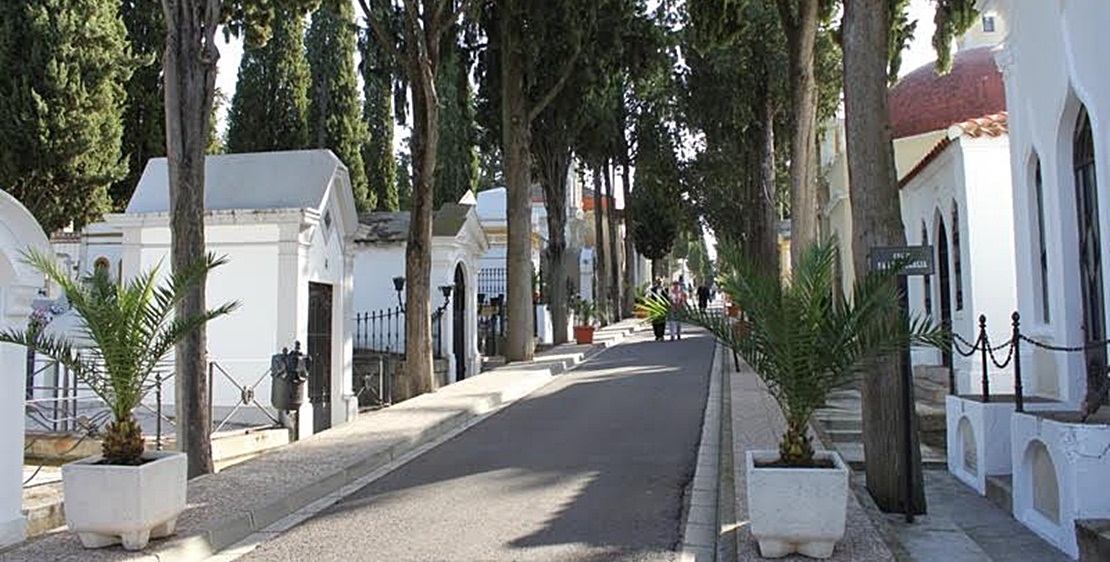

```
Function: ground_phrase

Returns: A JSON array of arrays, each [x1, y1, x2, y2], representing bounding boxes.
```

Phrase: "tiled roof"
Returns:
[[900, 112, 1009, 188], [889, 47, 1006, 140]]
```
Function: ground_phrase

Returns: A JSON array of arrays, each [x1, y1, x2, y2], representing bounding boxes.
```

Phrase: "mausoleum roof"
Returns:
[[889, 47, 1006, 140]]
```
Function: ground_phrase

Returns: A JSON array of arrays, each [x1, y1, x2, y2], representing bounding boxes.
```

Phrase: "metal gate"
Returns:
[[308, 282, 333, 432]]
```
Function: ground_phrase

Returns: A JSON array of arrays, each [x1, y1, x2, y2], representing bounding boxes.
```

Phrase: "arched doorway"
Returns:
[[1073, 106, 1106, 406], [937, 220, 953, 367], [454, 263, 467, 381]]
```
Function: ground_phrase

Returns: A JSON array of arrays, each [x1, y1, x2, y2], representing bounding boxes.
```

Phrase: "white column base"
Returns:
[[0, 514, 26, 548]]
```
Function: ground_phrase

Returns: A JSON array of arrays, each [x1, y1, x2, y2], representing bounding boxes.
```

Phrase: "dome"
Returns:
[[889, 47, 1006, 140]]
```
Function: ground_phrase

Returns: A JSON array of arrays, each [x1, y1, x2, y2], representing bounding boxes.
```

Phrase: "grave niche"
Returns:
[[958, 416, 978, 474], [1027, 440, 1060, 524]]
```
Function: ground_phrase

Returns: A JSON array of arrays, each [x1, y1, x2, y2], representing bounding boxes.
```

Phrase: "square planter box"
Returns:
[[946, 395, 1017, 495], [1011, 411, 1110, 559], [62, 450, 187, 550], [747, 450, 849, 559]]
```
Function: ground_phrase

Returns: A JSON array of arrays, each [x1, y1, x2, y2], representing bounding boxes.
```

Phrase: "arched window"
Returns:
[[952, 203, 964, 311], [922, 223, 932, 315], [1074, 105, 1105, 361], [1032, 156, 1050, 322]]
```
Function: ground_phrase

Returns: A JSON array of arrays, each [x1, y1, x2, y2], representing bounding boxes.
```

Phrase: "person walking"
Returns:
[[696, 283, 710, 313], [668, 280, 687, 340], [649, 278, 668, 341]]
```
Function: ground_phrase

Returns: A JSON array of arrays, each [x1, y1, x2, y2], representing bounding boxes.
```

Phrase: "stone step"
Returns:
[[832, 441, 947, 471], [985, 474, 1013, 515], [915, 378, 951, 406], [1075, 519, 1110, 562], [826, 428, 862, 443], [813, 416, 862, 431]]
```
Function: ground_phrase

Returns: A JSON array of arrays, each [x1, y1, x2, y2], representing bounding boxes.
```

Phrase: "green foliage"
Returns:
[[931, 0, 978, 74], [572, 297, 597, 326], [115, 0, 165, 211], [358, 23, 399, 211], [0, 251, 238, 465], [434, 27, 479, 207], [226, 8, 311, 154], [628, 114, 683, 261], [640, 239, 943, 466], [307, 0, 371, 210], [887, 0, 918, 83], [0, 0, 135, 232]]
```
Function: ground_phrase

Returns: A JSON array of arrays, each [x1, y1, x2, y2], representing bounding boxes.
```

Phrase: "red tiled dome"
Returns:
[[888, 47, 1006, 139]]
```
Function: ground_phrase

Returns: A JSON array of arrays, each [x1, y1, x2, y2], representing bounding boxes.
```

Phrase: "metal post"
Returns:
[[155, 373, 163, 451], [1012, 312, 1024, 413], [899, 275, 916, 523], [979, 315, 990, 402]]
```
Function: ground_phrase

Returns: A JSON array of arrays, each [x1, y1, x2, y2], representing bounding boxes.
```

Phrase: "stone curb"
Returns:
[[1, 320, 640, 562], [679, 340, 723, 562]]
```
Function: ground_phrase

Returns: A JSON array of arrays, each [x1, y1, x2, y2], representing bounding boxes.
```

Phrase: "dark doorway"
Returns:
[[937, 221, 953, 368], [1074, 106, 1107, 405], [454, 264, 467, 381], [308, 282, 333, 432]]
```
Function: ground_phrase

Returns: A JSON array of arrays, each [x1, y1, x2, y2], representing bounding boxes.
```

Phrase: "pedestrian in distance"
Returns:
[[668, 280, 686, 340], [649, 277, 667, 341], [696, 284, 710, 313]]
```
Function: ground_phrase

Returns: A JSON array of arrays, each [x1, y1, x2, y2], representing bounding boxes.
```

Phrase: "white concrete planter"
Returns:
[[1010, 412, 1110, 559], [746, 450, 849, 559], [946, 395, 1016, 494], [62, 450, 187, 550]]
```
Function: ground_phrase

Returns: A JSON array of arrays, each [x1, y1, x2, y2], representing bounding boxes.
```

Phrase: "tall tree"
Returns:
[[117, 0, 166, 210], [840, 0, 976, 514], [477, 0, 599, 360], [433, 24, 479, 207], [628, 113, 682, 278], [226, 8, 311, 153], [0, 0, 134, 233], [360, 0, 479, 398], [359, 22, 399, 211], [775, 0, 833, 267], [308, 0, 371, 210], [161, 0, 318, 478]]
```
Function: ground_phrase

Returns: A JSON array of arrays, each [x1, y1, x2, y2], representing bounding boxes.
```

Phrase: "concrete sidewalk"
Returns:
[[0, 319, 643, 562]]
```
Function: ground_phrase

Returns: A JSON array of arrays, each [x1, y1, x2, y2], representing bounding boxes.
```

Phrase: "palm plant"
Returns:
[[574, 297, 598, 326], [0, 250, 238, 466], [640, 238, 941, 467]]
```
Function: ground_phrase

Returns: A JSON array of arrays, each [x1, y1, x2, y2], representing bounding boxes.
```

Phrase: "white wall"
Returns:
[[114, 209, 354, 436], [900, 136, 1017, 393], [0, 191, 51, 547], [993, 0, 1110, 406]]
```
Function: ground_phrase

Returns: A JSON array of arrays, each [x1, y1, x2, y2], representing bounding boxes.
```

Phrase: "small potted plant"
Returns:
[[641, 239, 939, 558], [633, 284, 650, 318], [572, 297, 597, 344], [0, 250, 237, 550]]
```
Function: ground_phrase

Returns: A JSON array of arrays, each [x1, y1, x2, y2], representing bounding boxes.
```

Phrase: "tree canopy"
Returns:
[[0, 0, 135, 232]]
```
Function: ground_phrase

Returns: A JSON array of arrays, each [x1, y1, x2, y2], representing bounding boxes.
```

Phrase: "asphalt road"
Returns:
[[240, 329, 715, 562]]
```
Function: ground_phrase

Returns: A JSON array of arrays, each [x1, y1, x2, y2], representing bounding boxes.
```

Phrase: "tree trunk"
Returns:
[[162, 0, 218, 478], [592, 167, 608, 326], [757, 96, 780, 278], [537, 142, 569, 344], [402, 50, 438, 398], [785, 0, 820, 268], [605, 162, 621, 321], [502, 7, 535, 362], [621, 163, 636, 316], [843, 0, 926, 515]]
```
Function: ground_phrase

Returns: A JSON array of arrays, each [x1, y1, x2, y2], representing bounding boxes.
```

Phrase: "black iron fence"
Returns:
[[354, 306, 444, 358], [948, 311, 1110, 413]]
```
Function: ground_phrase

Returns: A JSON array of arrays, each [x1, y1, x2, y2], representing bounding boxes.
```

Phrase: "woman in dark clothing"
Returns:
[[649, 278, 668, 341]]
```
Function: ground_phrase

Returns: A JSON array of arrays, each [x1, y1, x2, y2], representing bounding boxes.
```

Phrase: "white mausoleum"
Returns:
[[108, 150, 359, 439]]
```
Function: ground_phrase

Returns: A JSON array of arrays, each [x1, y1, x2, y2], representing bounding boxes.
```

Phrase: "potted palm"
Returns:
[[572, 297, 597, 344], [0, 250, 237, 551], [640, 239, 939, 559]]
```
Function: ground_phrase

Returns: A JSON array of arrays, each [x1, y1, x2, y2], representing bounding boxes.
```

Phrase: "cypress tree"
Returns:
[[306, 0, 370, 210], [0, 0, 133, 232], [433, 27, 478, 207], [115, 0, 165, 210], [358, 24, 398, 211], [226, 9, 311, 153]]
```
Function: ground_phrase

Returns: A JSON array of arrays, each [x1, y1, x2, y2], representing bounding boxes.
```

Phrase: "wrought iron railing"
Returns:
[[354, 306, 444, 358]]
